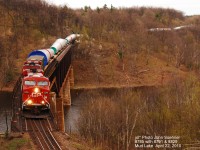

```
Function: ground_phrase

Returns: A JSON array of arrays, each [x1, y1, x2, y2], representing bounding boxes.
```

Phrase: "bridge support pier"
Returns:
[[62, 79, 71, 106], [50, 92, 57, 117], [69, 66, 74, 87], [50, 66, 74, 131], [56, 98, 65, 132], [60, 66, 74, 106], [50, 93, 65, 131]]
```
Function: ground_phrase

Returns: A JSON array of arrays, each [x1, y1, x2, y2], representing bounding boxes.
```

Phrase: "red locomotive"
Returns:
[[22, 73, 50, 114]]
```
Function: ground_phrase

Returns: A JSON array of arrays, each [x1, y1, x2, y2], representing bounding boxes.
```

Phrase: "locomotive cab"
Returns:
[[22, 73, 50, 114]]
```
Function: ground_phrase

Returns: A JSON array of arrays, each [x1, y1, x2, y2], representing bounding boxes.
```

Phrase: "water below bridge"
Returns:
[[0, 90, 87, 133], [0, 91, 12, 133]]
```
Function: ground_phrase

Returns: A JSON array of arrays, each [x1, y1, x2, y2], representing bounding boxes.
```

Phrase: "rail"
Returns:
[[25, 118, 62, 150], [29, 119, 45, 149]]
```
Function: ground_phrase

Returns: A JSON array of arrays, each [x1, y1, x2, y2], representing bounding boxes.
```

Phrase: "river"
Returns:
[[0, 91, 12, 133]]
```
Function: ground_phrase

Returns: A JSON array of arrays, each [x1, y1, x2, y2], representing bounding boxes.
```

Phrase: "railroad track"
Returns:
[[22, 118, 62, 150]]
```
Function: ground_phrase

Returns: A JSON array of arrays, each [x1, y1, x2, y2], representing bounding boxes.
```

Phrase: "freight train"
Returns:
[[21, 34, 79, 115]]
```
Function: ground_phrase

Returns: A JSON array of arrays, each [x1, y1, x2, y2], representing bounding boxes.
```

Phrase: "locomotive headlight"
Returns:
[[34, 87, 40, 93], [41, 101, 45, 104], [27, 100, 33, 105]]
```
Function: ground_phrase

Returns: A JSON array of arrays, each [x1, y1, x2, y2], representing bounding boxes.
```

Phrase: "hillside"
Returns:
[[1, 0, 200, 89], [72, 7, 200, 89], [0, 0, 77, 89], [73, 41, 190, 88]]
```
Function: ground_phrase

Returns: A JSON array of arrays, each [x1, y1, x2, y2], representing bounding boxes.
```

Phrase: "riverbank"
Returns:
[[0, 133, 36, 150]]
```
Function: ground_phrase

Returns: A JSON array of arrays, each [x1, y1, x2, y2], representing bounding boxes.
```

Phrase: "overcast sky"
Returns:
[[45, 0, 200, 16]]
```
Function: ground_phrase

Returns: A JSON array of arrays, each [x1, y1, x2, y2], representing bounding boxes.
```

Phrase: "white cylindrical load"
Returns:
[[46, 48, 55, 58], [38, 48, 54, 63], [65, 34, 80, 44], [50, 38, 67, 54]]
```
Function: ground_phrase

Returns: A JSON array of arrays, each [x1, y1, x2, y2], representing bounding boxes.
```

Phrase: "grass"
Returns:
[[0, 133, 33, 150], [66, 134, 103, 150], [6, 138, 29, 150], [71, 142, 88, 150]]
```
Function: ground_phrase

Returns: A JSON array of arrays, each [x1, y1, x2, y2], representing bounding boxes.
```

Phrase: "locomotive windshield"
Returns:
[[25, 80, 36, 86], [37, 81, 48, 86]]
